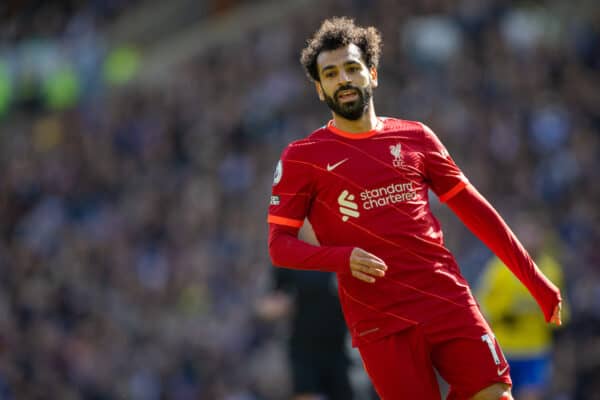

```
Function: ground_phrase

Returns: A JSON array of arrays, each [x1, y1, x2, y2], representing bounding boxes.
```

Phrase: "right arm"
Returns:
[[268, 148, 386, 283], [269, 223, 387, 283]]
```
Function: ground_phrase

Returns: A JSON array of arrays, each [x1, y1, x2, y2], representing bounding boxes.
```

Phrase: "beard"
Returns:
[[322, 84, 373, 120]]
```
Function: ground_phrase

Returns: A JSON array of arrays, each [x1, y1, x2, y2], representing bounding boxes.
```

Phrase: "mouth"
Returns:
[[337, 89, 359, 103]]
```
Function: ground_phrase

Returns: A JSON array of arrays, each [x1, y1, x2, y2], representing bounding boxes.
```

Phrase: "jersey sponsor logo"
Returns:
[[360, 182, 417, 209], [273, 160, 282, 185], [337, 182, 418, 220], [270, 195, 280, 205], [327, 158, 349, 172], [389, 142, 403, 168], [338, 190, 360, 221]]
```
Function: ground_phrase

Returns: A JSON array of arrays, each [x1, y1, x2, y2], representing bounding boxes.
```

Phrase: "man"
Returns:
[[267, 17, 561, 400]]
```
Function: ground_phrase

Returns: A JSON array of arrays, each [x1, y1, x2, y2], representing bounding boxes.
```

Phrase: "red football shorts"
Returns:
[[358, 305, 512, 400]]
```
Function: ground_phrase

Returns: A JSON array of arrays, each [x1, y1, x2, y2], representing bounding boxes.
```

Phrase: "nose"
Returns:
[[337, 70, 351, 86]]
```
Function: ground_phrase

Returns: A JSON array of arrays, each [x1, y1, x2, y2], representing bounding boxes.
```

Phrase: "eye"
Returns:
[[324, 71, 337, 78]]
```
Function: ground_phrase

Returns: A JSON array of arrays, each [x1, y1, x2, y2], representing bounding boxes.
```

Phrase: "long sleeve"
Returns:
[[268, 223, 353, 273], [446, 184, 561, 322]]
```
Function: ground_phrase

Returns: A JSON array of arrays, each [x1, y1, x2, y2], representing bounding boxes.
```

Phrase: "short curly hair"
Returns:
[[300, 17, 382, 82]]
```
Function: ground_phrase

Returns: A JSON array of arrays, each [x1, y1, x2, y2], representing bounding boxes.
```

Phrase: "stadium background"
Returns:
[[0, 0, 598, 399]]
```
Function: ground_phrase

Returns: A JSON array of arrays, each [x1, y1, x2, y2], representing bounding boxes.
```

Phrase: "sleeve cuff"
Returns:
[[267, 214, 303, 228]]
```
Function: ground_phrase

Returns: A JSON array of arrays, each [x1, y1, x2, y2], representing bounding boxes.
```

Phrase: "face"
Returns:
[[315, 43, 377, 120]]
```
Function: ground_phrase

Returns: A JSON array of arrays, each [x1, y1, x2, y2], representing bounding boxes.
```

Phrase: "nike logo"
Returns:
[[327, 158, 349, 172], [497, 365, 509, 376]]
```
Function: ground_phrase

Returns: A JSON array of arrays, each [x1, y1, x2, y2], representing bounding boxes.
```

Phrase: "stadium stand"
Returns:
[[0, 1, 598, 398]]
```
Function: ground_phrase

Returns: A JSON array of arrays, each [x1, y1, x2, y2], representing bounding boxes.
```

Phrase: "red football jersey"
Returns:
[[268, 117, 560, 347], [269, 117, 479, 346]]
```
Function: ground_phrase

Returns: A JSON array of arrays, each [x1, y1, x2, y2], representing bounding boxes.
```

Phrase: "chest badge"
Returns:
[[390, 143, 403, 168]]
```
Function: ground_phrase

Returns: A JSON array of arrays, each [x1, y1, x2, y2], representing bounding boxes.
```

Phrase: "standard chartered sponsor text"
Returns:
[[360, 182, 417, 210]]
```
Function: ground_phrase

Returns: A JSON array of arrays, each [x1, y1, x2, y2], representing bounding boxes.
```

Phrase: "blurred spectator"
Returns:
[[257, 268, 354, 400]]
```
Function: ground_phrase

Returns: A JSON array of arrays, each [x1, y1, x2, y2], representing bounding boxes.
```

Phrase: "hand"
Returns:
[[550, 302, 562, 326], [349, 248, 387, 283]]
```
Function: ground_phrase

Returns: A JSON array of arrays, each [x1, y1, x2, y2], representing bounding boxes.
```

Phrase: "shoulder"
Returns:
[[379, 117, 441, 146], [398, 120, 447, 152], [281, 125, 330, 159], [380, 117, 426, 133]]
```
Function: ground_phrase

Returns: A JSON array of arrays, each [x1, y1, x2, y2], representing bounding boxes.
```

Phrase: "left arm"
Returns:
[[446, 184, 562, 324], [420, 122, 561, 324]]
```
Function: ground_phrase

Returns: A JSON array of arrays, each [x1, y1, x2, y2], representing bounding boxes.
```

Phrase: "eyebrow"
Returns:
[[321, 60, 362, 73]]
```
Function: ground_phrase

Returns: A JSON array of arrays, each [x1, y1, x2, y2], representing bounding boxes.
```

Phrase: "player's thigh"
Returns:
[[431, 322, 511, 399], [358, 326, 441, 400]]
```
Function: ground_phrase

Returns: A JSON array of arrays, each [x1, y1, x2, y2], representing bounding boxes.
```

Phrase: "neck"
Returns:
[[332, 102, 378, 133]]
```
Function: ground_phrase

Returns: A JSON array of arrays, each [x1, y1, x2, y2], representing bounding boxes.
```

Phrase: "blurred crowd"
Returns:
[[0, 0, 140, 117], [0, 0, 599, 399]]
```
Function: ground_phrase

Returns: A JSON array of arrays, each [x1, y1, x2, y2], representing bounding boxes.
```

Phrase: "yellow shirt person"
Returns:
[[477, 249, 567, 399], [478, 252, 565, 356]]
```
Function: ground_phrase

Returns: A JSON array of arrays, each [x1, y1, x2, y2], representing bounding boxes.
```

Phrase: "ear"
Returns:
[[315, 81, 325, 101], [370, 67, 378, 88]]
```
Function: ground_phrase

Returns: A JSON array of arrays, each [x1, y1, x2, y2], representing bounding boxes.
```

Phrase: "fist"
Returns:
[[349, 248, 387, 283], [550, 302, 562, 326]]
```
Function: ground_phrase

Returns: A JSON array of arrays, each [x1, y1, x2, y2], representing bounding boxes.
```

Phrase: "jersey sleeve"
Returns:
[[267, 145, 354, 273], [420, 123, 469, 202], [267, 145, 314, 228], [447, 184, 562, 322]]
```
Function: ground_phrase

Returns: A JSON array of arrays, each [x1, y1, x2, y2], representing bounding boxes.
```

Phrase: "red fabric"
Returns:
[[268, 118, 476, 346], [358, 325, 441, 400], [268, 224, 353, 273], [359, 306, 512, 400], [428, 306, 512, 400], [446, 184, 561, 322], [267, 117, 558, 347]]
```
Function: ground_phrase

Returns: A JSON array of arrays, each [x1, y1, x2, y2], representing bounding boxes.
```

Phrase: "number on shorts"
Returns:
[[481, 333, 501, 365]]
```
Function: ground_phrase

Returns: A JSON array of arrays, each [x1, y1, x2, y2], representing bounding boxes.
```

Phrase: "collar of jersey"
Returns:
[[327, 118, 383, 139]]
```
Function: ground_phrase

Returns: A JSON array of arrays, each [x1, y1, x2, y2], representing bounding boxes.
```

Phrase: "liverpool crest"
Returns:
[[390, 143, 403, 168]]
